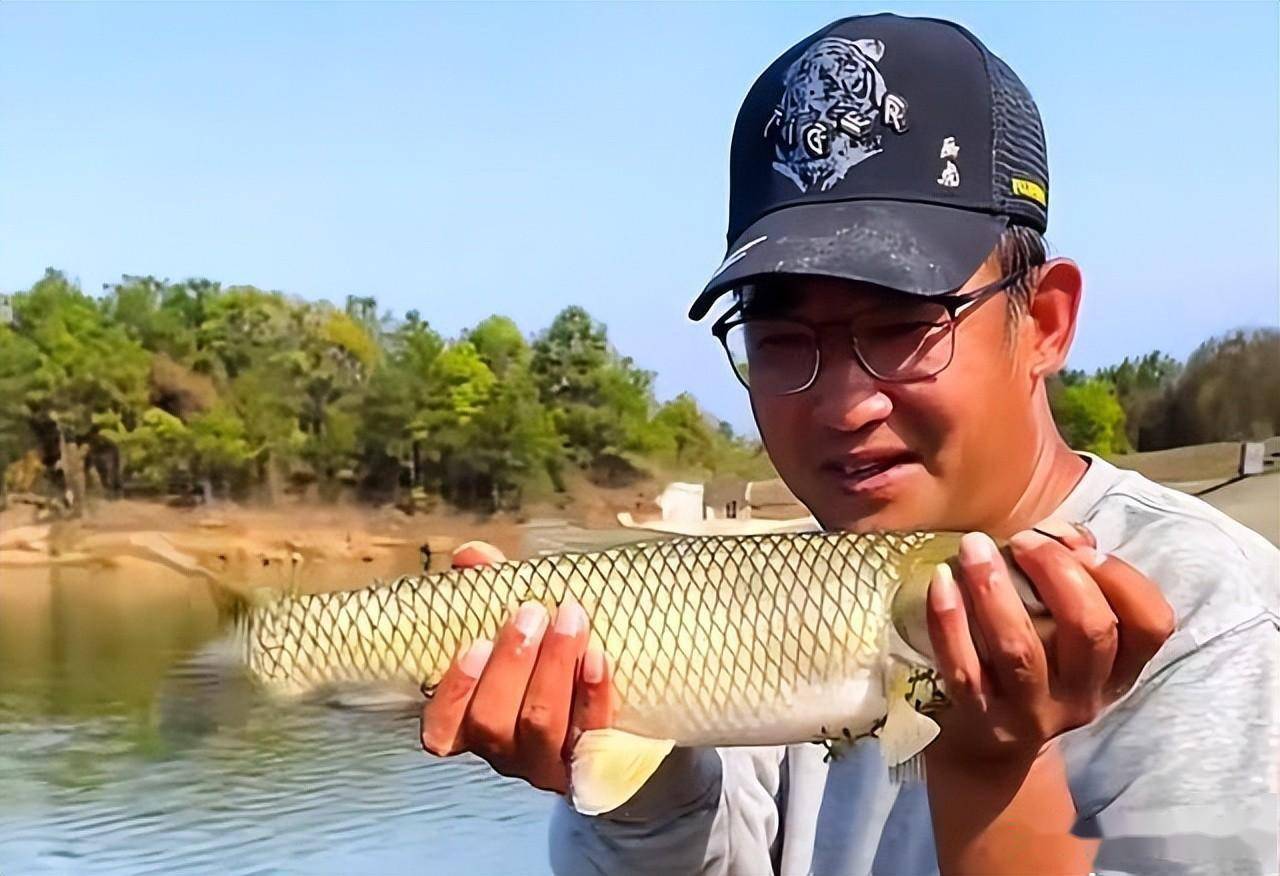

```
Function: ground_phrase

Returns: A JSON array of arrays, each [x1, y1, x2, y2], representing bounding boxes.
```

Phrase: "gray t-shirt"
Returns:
[[550, 453, 1280, 875]]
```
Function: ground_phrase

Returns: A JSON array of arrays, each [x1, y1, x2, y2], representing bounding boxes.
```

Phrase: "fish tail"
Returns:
[[152, 585, 266, 745]]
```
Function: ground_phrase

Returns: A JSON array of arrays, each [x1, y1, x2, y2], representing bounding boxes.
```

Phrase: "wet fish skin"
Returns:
[[241, 531, 961, 749]]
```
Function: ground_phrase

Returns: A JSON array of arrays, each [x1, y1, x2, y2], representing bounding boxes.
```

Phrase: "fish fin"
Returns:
[[885, 616, 932, 666], [569, 728, 674, 816], [889, 751, 926, 784], [878, 661, 941, 771]]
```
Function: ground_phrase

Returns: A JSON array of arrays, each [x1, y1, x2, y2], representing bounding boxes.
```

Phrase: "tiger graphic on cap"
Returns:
[[766, 36, 909, 193]]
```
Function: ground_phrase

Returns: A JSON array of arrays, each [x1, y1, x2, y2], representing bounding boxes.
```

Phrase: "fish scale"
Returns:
[[240, 530, 959, 748]]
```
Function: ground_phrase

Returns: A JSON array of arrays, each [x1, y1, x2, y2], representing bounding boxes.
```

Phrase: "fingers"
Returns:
[[1031, 518, 1175, 698], [573, 642, 615, 732], [465, 602, 549, 769], [926, 562, 986, 710], [518, 597, 589, 791], [1008, 530, 1117, 701], [421, 639, 492, 756], [957, 532, 1047, 699], [420, 597, 605, 798], [452, 541, 507, 569], [1088, 553, 1176, 698]]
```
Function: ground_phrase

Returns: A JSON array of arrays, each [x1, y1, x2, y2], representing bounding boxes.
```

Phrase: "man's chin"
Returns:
[[810, 494, 932, 534]]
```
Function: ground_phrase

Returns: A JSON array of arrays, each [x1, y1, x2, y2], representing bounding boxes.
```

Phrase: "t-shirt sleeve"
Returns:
[[1060, 617, 1279, 876], [548, 745, 786, 876]]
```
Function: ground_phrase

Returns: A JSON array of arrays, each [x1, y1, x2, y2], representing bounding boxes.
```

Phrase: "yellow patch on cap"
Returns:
[[1011, 178, 1047, 207]]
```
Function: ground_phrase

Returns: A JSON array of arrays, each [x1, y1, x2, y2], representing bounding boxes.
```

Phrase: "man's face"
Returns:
[[748, 259, 1041, 533]]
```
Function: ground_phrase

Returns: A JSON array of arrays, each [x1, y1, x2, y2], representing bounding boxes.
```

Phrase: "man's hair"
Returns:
[[995, 224, 1047, 328]]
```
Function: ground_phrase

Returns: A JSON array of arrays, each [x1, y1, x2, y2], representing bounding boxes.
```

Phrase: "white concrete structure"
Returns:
[[655, 482, 705, 523]]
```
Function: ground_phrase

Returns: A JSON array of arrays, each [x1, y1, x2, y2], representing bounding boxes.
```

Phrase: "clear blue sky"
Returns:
[[3, 2, 1277, 434]]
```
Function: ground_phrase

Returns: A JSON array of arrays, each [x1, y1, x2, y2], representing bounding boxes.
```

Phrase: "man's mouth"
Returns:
[[821, 453, 919, 492]]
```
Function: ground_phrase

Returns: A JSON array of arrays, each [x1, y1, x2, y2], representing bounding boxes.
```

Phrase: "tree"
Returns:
[[466, 315, 530, 378], [650, 393, 718, 471], [1097, 351, 1181, 449], [196, 285, 293, 380], [453, 316, 564, 509], [277, 303, 379, 479], [358, 314, 447, 497], [188, 405, 256, 498], [1051, 378, 1132, 456], [14, 270, 152, 507], [101, 275, 202, 362], [0, 324, 40, 495], [532, 306, 657, 477], [96, 407, 193, 493], [1153, 328, 1280, 448], [226, 363, 306, 499]]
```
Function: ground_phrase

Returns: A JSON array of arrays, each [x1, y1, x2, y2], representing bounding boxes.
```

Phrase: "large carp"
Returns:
[[232, 531, 1021, 812]]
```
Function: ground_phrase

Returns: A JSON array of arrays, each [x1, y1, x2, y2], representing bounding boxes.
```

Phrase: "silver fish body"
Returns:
[[241, 531, 959, 749]]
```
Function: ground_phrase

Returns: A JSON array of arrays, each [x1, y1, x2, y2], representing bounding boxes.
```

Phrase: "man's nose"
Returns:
[[809, 348, 892, 432]]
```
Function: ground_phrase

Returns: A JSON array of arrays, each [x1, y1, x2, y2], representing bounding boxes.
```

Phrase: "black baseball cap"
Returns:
[[688, 13, 1049, 321]]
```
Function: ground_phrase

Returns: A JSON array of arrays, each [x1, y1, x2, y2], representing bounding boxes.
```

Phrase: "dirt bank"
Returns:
[[0, 475, 664, 589]]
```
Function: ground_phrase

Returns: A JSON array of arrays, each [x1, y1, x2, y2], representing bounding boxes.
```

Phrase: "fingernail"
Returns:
[[929, 563, 958, 611], [458, 639, 493, 678], [959, 532, 996, 566], [515, 602, 548, 640], [554, 594, 586, 636], [582, 644, 606, 684]]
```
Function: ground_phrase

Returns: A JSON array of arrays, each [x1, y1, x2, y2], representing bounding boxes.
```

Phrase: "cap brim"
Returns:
[[688, 200, 1007, 320]]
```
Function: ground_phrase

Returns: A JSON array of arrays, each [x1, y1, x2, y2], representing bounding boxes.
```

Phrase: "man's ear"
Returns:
[[1024, 258, 1082, 379]]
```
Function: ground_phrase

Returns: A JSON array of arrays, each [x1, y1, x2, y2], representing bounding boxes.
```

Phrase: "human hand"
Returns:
[[925, 520, 1175, 768], [419, 541, 613, 794]]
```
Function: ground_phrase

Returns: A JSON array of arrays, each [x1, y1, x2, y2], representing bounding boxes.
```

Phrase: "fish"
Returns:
[[233, 530, 989, 813]]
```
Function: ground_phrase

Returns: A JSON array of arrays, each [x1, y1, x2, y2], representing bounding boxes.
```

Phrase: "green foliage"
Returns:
[[532, 306, 657, 473], [188, 405, 256, 488], [97, 408, 193, 490], [1151, 329, 1280, 448], [0, 325, 41, 473], [101, 275, 206, 361], [196, 285, 293, 380], [467, 315, 530, 377], [27, 268, 1273, 513], [1052, 332, 1278, 453], [13, 270, 152, 459], [650, 393, 717, 469], [1095, 351, 1182, 448], [1051, 378, 1132, 456]]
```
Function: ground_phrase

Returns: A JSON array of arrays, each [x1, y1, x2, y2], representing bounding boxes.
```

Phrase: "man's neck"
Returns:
[[986, 437, 1089, 540]]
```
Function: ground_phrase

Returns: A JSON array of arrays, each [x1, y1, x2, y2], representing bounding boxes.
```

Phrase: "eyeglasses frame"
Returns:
[[710, 268, 1030, 395]]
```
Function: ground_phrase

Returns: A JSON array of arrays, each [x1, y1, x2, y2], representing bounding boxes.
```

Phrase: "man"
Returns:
[[422, 14, 1279, 874]]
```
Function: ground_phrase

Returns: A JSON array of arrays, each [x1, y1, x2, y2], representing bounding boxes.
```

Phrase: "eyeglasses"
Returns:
[[710, 271, 1027, 396]]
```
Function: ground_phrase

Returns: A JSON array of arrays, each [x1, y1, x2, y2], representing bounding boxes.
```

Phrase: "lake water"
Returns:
[[0, 562, 556, 875]]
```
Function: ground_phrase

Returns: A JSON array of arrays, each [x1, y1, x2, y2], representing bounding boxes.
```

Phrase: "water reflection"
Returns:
[[0, 564, 552, 875]]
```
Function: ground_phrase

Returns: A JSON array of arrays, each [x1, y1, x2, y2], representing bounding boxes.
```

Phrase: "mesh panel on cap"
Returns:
[[988, 54, 1049, 232]]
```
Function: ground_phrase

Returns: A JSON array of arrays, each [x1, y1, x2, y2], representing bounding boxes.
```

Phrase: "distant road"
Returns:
[[1109, 441, 1279, 547], [1170, 471, 1280, 547]]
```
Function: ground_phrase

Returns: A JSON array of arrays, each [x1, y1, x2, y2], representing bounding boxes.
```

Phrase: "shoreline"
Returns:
[[0, 498, 535, 588], [0, 475, 665, 586]]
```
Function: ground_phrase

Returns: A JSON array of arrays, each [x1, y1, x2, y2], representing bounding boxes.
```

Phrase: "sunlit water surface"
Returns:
[[0, 562, 554, 875]]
